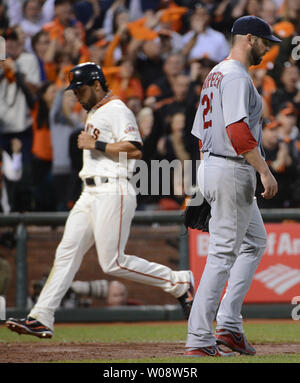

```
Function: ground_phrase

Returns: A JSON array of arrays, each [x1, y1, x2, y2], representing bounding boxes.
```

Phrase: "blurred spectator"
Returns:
[[260, 0, 279, 26], [157, 28, 183, 59], [209, 0, 237, 36], [126, 96, 142, 116], [231, 0, 261, 20], [256, 2, 298, 83], [154, 73, 190, 136], [50, 89, 84, 211], [31, 30, 57, 82], [43, 0, 84, 48], [71, 279, 127, 306], [135, 106, 160, 209], [156, 112, 190, 206], [0, 29, 40, 163], [72, 279, 131, 306], [158, 113, 190, 165], [7, 0, 55, 52], [163, 112, 190, 165], [269, 2, 300, 81], [145, 52, 184, 103], [27, 275, 140, 309], [0, 0, 9, 31], [271, 62, 300, 118], [32, 28, 84, 86], [250, 67, 277, 120], [0, 138, 23, 213], [0, 28, 40, 211], [181, 3, 229, 64], [88, 38, 109, 67], [108, 58, 143, 102], [279, 0, 300, 26], [136, 40, 164, 91], [128, 0, 150, 22], [248, 1, 289, 74], [31, 82, 57, 211], [103, 22, 136, 68], [138, 106, 154, 144], [276, 101, 300, 154], [103, 1, 129, 41], [73, 0, 102, 44], [137, 106, 156, 164], [256, 117, 300, 208], [63, 24, 91, 64]]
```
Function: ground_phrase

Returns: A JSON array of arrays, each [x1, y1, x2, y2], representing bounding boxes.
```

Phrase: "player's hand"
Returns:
[[77, 131, 96, 150], [260, 171, 278, 199]]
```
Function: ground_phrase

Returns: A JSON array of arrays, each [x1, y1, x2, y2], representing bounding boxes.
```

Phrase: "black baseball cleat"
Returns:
[[178, 271, 195, 319], [6, 317, 53, 339]]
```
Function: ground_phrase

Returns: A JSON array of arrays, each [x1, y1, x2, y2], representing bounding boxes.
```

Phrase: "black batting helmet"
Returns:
[[65, 62, 108, 91]]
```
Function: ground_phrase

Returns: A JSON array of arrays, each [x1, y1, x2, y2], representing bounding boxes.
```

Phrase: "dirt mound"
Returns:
[[0, 342, 299, 362]]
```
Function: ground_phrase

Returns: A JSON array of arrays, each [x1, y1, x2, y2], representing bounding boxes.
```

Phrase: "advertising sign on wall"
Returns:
[[189, 223, 300, 303]]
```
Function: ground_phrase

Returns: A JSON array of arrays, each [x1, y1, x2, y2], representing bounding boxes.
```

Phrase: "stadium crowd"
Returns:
[[0, 0, 299, 212]]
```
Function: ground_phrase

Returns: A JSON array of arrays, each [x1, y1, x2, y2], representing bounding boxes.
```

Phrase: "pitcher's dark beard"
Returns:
[[250, 46, 263, 66]]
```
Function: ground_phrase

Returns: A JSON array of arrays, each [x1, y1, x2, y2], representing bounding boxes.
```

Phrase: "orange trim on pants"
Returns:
[[115, 187, 190, 287]]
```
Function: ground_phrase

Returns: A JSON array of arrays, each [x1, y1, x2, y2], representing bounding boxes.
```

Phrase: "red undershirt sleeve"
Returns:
[[226, 120, 258, 155]]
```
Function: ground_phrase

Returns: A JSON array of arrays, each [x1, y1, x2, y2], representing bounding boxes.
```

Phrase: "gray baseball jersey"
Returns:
[[186, 59, 268, 350], [192, 59, 263, 157]]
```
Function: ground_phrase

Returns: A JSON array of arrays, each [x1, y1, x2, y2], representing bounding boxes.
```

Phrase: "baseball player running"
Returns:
[[184, 16, 280, 357], [6, 62, 194, 339]]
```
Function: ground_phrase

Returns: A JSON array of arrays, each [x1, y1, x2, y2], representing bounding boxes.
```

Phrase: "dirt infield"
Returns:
[[1, 342, 300, 362]]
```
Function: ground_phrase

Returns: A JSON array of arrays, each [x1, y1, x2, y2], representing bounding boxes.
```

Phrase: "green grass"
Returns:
[[1, 321, 300, 363], [0, 322, 188, 343], [1, 322, 300, 344]]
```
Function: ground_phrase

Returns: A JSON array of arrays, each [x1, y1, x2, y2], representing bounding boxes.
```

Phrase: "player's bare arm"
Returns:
[[242, 147, 278, 199], [77, 131, 142, 159]]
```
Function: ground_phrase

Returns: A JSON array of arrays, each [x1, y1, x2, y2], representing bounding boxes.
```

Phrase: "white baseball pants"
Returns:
[[30, 179, 191, 330], [186, 154, 267, 349]]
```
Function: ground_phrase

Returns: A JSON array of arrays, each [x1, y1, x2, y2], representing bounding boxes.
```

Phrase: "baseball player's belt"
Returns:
[[85, 177, 109, 186], [209, 153, 246, 162]]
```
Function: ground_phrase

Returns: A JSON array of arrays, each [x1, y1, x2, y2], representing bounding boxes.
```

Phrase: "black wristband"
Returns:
[[95, 141, 107, 152]]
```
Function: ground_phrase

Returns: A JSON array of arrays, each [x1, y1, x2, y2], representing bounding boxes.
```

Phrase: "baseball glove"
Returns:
[[183, 193, 211, 232]]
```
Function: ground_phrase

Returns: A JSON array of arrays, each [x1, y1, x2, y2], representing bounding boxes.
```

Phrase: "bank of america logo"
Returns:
[[254, 264, 300, 295]]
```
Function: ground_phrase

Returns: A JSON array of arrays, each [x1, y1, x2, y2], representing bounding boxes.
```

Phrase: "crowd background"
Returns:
[[0, 0, 299, 213]]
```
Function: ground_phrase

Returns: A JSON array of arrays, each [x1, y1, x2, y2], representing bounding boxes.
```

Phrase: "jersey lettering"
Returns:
[[86, 123, 93, 133], [202, 71, 224, 90], [85, 123, 100, 140], [92, 128, 100, 140], [202, 92, 213, 129]]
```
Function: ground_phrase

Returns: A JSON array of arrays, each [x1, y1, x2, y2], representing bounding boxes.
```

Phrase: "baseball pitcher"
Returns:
[[185, 16, 280, 357]]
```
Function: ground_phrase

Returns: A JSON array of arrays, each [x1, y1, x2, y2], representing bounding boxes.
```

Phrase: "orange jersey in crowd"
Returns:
[[31, 102, 53, 162]]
